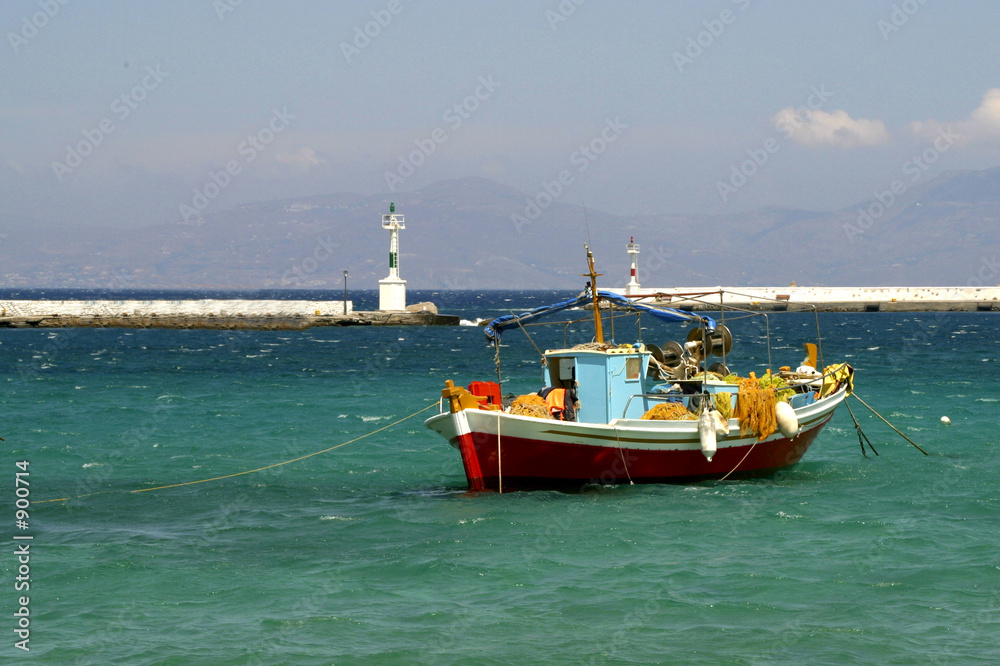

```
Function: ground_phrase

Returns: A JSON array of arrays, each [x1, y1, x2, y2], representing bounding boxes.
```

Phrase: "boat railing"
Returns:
[[620, 365, 848, 420], [620, 391, 708, 420]]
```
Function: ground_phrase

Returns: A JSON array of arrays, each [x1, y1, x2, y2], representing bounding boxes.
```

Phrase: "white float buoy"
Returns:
[[711, 409, 729, 437], [698, 410, 717, 462], [941, 416, 951, 425], [775, 401, 800, 438]]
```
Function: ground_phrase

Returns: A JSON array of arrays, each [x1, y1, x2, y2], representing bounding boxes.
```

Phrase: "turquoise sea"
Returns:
[[3, 290, 999, 664]]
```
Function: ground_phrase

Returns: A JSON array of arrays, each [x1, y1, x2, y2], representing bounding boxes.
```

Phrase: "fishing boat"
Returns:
[[424, 247, 854, 491]]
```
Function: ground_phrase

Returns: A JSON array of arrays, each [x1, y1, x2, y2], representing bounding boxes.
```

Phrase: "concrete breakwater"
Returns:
[[607, 286, 1000, 312], [0, 300, 460, 329]]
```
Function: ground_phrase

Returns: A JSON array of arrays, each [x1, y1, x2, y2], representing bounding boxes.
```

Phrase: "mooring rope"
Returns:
[[845, 398, 877, 457], [34, 402, 439, 504], [718, 438, 759, 482], [851, 393, 929, 455], [611, 424, 635, 485]]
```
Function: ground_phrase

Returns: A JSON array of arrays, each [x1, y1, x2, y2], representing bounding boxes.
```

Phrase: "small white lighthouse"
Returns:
[[379, 202, 407, 311], [625, 236, 641, 296]]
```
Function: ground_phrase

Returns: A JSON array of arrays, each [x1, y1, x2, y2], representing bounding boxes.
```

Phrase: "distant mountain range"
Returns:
[[2, 168, 999, 290]]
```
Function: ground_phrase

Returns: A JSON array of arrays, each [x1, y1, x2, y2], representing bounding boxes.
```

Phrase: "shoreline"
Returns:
[[0, 312, 461, 329], [0, 299, 460, 329], [606, 286, 1000, 312]]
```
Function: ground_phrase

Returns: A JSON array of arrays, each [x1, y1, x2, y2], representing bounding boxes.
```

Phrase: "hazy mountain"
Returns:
[[2, 169, 998, 291]]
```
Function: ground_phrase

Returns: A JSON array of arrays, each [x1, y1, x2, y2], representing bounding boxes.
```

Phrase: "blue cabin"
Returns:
[[541, 344, 749, 424], [543, 346, 653, 423]]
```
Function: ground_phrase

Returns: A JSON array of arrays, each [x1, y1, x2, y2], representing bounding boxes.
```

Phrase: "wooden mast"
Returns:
[[583, 244, 605, 343]]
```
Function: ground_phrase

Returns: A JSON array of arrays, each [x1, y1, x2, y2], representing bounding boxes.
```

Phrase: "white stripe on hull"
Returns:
[[425, 387, 848, 453]]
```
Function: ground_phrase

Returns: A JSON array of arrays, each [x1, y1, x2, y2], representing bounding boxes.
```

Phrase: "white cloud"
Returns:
[[772, 107, 890, 148], [910, 88, 1000, 146], [275, 146, 327, 171]]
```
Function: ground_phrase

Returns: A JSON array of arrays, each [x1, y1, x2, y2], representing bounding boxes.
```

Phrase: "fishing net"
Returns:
[[641, 403, 697, 421], [690, 371, 726, 382], [571, 342, 617, 351], [734, 377, 777, 441], [756, 370, 795, 403], [713, 392, 733, 420], [509, 394, 551, 419]]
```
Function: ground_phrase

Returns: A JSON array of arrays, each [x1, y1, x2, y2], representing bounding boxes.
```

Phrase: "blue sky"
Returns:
[[2, 0, 999, 228]]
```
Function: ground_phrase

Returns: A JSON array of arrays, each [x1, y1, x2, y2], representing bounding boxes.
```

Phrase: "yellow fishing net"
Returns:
[[713, 392, 733, 420], [734, 376, 777, 441], [641, 403, 697, 421], [509, 394, 551, 419]]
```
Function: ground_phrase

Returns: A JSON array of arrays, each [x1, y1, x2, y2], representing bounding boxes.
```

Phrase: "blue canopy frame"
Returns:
[[484, 290, 716, 346]]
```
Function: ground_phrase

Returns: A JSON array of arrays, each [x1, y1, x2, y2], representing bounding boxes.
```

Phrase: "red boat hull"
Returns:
[[431, 414, 832, 491]]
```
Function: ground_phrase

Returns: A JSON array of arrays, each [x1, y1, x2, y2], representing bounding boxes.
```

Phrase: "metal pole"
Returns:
[[343, 270, 348, 315]]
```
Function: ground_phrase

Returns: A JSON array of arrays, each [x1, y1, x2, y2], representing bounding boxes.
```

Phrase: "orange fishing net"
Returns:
[[734, 378, 777, 441], [509, 394, 551, 419]]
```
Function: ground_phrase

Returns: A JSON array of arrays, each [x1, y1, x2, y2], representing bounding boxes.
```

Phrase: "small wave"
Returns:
[[319, 515, 355, 521], [82, 462, 103, 469], [460, 318, 485, 327], [360, 415, 389, 422]]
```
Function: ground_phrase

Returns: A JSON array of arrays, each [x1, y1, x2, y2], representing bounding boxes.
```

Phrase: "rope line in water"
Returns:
[[718, 439, 759, 482], [34, 402, 439, 504], [845, 398, 877, 457], [851, 393, 929, 456]]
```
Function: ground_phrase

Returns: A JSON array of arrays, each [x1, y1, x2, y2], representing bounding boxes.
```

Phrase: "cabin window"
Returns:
[[625, 357, 640, 381], [557, 358, 575, 381]]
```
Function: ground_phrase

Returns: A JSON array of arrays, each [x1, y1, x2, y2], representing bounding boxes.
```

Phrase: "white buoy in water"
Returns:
[[698, 410, 717, 462], [775, 401, 800, 438], [941, 416, 952, 425]]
